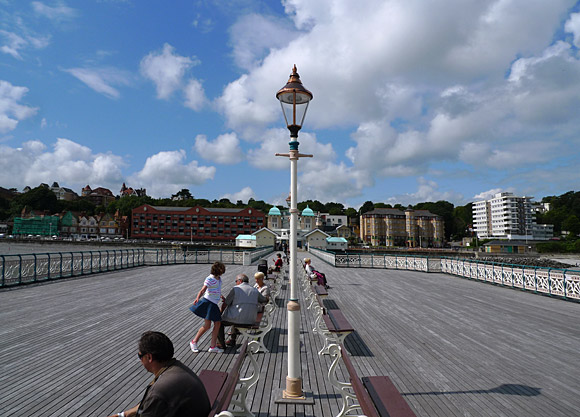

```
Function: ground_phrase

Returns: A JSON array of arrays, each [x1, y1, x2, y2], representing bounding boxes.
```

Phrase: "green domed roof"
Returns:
[[268, 207, 281, 216], [301, 205, 315, 216]]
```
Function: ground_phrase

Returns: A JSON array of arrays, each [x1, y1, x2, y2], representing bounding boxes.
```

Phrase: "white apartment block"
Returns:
[[473, 192, 551, 240]]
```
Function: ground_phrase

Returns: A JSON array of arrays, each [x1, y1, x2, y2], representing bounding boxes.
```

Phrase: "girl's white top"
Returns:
[[203, 274, 221, 304]]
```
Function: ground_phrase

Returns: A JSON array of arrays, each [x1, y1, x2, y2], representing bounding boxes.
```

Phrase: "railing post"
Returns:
[[47, 253, 51, 280], [33, 254, 38, 282], [18, 254, 22, 285], [511, 264, 514, 288], [90, 252, 94, 274], [1, 255, 5, 287]]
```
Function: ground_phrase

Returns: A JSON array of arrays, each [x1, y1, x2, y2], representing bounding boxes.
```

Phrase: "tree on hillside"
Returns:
[[0, 196, 10, 220], [247, 198, 272, 214], [452, 203, 473, 240], [58, 198, 96, 215], [298, 200, 325, 213], [540, 191, 580, 235], [415, 200, 455, 240], [374, 202, 392, 209], [107, 195, 154, 216], [345, 207, 358, 218], [172, 189, 193, 200], [325, 201, 345, 215], [11, 186, 58, 216], [562, 214, 580, 236], [215, 198, 236, 208], [359, 201, 374, 215]]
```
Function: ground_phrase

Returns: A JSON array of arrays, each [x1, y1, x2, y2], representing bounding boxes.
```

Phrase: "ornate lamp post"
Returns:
[[275, 65, 313, 400]]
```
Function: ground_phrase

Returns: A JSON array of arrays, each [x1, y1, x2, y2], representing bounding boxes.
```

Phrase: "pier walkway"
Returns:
[[1, 253, 579, 416]]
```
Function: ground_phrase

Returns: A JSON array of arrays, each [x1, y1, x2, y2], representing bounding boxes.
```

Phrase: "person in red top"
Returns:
[[273, 253, 283, 272]]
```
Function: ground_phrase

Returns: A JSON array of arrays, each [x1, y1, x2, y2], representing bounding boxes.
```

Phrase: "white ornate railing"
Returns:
[[308, 247, 580, 302], [0, 249, 146, 287], [0, 246, 275, 288]]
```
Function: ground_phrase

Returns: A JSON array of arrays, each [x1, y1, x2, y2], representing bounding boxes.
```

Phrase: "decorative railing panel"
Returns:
[[307, 248, 580, 302], [565, 272, 580, 300], [550, 271, 565, 297], [512, 268, 524, 288], [0, 247, 273, 288], [536, 270, 550, 294], [0, 249, 146, 287], [524, 269, 537, 291]]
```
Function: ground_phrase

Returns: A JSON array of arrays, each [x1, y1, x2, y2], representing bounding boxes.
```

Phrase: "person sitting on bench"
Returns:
[[108, 331, 210, 417], [218, 274, 267, 347], [253, 272, 270, 321], [304, 257, 330, 289], [273, 253, 283, 272]]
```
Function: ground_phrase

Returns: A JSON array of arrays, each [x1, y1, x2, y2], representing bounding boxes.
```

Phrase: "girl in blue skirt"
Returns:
[[189, 261, 226, 353]]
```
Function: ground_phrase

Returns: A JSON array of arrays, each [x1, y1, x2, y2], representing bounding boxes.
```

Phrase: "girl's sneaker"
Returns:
[[208, 346, 224, 353], [189, 341, 199, 353]]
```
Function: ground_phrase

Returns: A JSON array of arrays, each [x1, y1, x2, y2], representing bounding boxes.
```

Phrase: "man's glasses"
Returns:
[[138, 352, 146, 359]]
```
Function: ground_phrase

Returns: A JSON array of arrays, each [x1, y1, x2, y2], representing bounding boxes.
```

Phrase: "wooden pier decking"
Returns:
[[1, 253, 579, 416]]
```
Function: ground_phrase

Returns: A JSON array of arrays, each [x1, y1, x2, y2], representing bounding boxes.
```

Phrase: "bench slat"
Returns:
[[328, 309, 354, 332], [199, 370, 228, 405], [339, 344, 380, 417], [207, 342, 248, 417], [314, 284, 328, 296], [362, 376, 417, 417]]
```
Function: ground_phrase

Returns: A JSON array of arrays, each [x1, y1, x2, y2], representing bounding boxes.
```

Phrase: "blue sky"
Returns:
[[2, 0, 580, 209]]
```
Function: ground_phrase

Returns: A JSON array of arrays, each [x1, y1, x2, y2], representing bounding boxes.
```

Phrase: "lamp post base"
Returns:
[[283, 377, 303, 399], [275, 378, 314, 404]]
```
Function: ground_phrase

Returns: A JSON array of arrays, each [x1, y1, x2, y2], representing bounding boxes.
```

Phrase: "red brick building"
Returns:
[[131, 204, 265, 242]]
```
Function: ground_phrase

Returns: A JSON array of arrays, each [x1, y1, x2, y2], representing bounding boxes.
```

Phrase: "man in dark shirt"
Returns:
[[109, 331, 210, 417]]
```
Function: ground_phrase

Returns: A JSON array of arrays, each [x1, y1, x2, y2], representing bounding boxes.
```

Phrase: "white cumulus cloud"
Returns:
[[246, 128, 336, 171], [220, 186, 256, 203], [140, 43, 199, 100], [473, 188, 514, 201], [386, 178, 464, 206], [194, 133, 244, 165], [0, 138, 124, 191], [0, 80, 38, 133], [184, 78, 206, 111], [131, 150, 216, 197], [565, 12, 580, 48]]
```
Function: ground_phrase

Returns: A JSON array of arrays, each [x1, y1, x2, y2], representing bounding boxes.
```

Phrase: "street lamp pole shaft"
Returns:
[[288, 149, 300, 381]]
